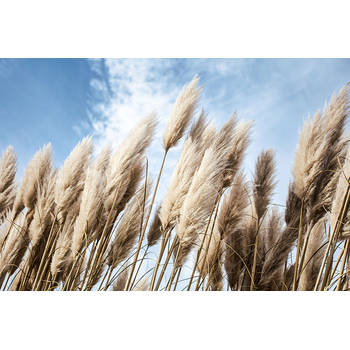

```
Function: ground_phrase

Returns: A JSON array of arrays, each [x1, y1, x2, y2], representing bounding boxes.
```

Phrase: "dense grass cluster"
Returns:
[[0, 77, 349, 291]]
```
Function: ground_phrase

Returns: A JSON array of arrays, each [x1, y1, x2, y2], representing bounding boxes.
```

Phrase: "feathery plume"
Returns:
[[298, 220, 326, 290], [28, 170, 57, 247], [253, 149, 276, 220], [220, 173, 250, 239], [114, 156, 145, 217], [94, 145, 111, 173], [223, 120, 252, 187], [0, 145, 52, 278], [112, 267, 130, 291], [330, 146, 350, 236], [13, 144, 52, 220], [197, 223, 223, 291], [213, 114, 237, 156], [293, 111, 324, 199], [294, 85, 349, 205], [107, 179, 152, 269], [263, 208, 283, 254], [308, 86, 349, 224], [239, 150, 276, 289], [189, 110, 207, 142], [163, 76, 201, 151], [159, 113, 214, 229], [175, 143, 227, 267], [283, 264, 295, 291], [71, 150, 108, 258], [147, 205, 162, 247], [104, 114, 156, 217], [159, 136, 202, 229], [258, 184, 302, 290], [54, 137, 93, 223], [221, 173, 250, 288], [50, 214, 76, 281]]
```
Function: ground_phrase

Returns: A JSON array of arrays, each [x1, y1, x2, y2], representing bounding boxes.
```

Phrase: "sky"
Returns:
[[1, 58, 350, 206]]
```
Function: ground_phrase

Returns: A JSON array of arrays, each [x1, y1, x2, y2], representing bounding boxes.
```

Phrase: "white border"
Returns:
[[1, 0, 350, 57], [1, 292, 349, 349]]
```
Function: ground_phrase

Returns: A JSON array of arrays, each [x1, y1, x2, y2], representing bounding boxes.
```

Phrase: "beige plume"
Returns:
[[107, 179, 152, 269], [163, 76, 201, 151], [54, 137, 93, 223]]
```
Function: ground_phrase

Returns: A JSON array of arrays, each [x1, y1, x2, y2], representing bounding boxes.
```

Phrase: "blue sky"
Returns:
[[1, 58, 350, 205]]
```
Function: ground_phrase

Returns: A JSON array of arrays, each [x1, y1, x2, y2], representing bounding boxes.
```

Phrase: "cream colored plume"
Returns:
[[160, 115, 215, 230], [104, 114, 156, 215], [220, 173, 250, 288], [175, 143, 227, 267], [298, 220, 326, 291], [293, 85, 349, 200], [159, 137, 201, 229], [197, 224, 222, 276], [223, 120, 252, 187], [163, 76, 201, 151], [293, 111, 324, 199], [330, 145, 350, 234], [13, 144, 52, 218], [107, 178, 152, 269], [263, 207, 283, 253], [252, 149, 276, 220], [147, 205, 162, 247], [50, 215, 76, 280], [112, 267, 130, 291], [28, 170, 57, 246], [71, 148, 109, 258], [54, 137, 93, 222]]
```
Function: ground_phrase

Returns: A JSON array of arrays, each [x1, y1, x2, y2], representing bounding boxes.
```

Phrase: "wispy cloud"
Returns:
[[88, 59, 180, 152]]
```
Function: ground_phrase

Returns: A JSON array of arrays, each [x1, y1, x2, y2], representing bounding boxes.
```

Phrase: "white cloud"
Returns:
[[88, 59, 182, 153]]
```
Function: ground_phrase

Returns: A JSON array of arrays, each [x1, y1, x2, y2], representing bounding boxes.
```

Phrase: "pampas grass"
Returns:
[[0, 78, 349, 291], [175, 143, 226, 268], [163, 76, 201, 151], [54, 137, 93, 223]]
